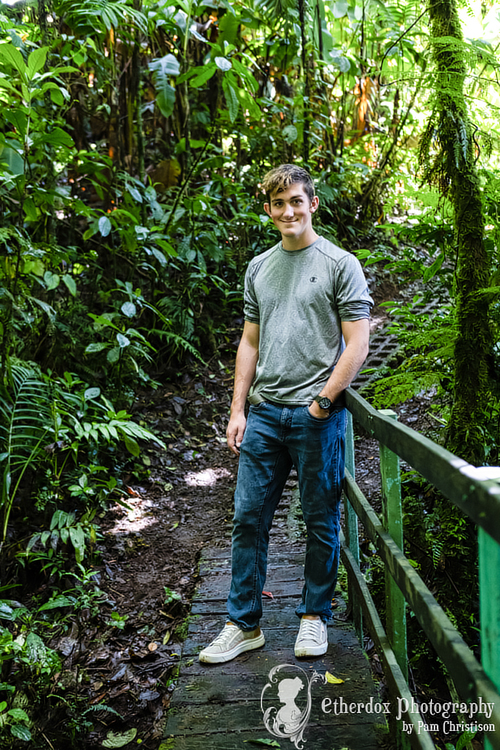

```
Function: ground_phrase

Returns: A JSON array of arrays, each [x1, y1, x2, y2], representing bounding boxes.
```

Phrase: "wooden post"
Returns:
[[344, 411, 363, 641], [479, 525, 500, 750], [379, 409, 408, 680]]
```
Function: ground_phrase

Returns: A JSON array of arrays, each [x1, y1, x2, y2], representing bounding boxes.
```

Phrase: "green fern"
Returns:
[[149, 329, 205, 363], [0, 366, 51, 547]]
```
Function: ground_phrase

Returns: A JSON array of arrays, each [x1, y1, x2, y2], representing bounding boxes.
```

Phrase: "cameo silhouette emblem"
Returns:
[[261, 664, 325, 748]]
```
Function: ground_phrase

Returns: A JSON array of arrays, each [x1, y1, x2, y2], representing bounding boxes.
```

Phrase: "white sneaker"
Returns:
[[294, 617, 328, 657], [199, 622, 265, 664]]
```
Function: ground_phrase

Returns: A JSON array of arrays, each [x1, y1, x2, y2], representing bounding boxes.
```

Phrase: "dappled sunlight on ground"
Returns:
[[107, 511, 158, 535], [184, 467, 231, 487]]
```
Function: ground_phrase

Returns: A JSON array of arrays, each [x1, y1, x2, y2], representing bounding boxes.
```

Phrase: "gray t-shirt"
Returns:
[[244, 236, 373, 405]]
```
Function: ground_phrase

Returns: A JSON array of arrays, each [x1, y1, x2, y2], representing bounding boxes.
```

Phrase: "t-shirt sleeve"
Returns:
[[243, 263, 260, 323], [335, 254, 373, 321]]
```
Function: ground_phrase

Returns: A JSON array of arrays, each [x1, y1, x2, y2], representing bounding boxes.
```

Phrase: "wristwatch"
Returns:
[[314, 395, 332, 411]]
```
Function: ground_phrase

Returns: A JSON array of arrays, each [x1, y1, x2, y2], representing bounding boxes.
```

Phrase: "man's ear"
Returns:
[[264, 202, 272, 217], [310, 196, 319, 213]]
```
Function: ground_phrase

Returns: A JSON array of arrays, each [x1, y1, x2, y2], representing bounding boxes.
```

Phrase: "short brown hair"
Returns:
[[262, 164, 315, 202]]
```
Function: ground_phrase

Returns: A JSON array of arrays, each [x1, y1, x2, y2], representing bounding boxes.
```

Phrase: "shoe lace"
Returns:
[[298, 619, 322, 641], [210, 624, 236, 647]]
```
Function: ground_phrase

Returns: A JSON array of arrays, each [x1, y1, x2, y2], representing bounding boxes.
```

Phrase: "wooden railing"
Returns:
[[342, 387, 500, 750]]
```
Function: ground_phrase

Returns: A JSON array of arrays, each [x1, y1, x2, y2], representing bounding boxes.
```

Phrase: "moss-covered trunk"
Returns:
[[426, 0, 491, 466], [413, 0, 492, 652]]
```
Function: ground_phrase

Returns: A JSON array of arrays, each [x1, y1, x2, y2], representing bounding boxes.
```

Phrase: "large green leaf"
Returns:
[[62, 274, 77, 296], [152, 248, 167, 266], [0, 78, 19, 96], [214, 56, 232, 72], [85, 342, 108, 354], [41, 81, 65, 105], [50, 509, 68, 530], [35, 127, 74, 149], [149, 54, 180, 118], [116, 333, 130, 348], [123, 434, 140, 457], [99, 216, 112, 237], [23, 198, 38, 222], [0, 45, 26, 75], [0, 602, 15, 620], [69, 526, 86, 563], [218, 11, 240, 46], [7, 708, 29, 722], [107, 347, 121, 363], [282, 124, 298, 144], [121, 302, 137, 318], [44, 271, 60, 290], [38, 595, 75, 611], [0, 146, 24, 176], [150, 53, 180, 77], [332, 0, 348, 18], [27, 46, 48, 77], [10, 724, 31, 741], [236, 86, 260, 119], [190, 63, 216, 88], [222, 77, 239, 123], [84, 387, 101, 400]]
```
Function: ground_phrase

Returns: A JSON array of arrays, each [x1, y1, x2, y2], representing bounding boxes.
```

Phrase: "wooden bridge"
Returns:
[[163, 388, 500, 750]]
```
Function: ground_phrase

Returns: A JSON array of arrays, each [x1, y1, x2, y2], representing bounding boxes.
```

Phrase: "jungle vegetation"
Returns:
[[0, 0, 500, 745]]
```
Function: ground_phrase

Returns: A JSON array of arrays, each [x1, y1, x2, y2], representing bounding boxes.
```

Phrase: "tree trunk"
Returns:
[[425, 0, 491, 466]]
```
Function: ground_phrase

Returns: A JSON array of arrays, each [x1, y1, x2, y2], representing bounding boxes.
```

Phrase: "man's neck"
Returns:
[[281, 229, 319, 252]]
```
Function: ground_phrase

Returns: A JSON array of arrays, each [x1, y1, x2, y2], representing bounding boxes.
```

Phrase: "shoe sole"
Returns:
[[294, 641, 328, 658], [199, 633, 265, 664]]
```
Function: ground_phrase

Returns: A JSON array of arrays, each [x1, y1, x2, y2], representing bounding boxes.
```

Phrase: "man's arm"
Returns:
[[226, 321, 260, 455], [308, 318, 370, 418]]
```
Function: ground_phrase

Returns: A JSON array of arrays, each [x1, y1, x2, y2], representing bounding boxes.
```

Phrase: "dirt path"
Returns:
[[75, 368, 238, 748]]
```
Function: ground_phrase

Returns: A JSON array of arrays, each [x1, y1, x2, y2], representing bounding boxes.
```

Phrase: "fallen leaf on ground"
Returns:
[[102, 728, 137, 747], [126, 486, 141, 497], [325, 671, 344, 684]]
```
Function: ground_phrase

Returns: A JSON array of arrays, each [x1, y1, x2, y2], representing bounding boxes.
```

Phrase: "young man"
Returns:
[[199, 164, 372, 664]]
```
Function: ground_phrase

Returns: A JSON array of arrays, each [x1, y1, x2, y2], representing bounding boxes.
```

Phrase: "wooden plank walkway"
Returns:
[[164, 532, 387, 749]]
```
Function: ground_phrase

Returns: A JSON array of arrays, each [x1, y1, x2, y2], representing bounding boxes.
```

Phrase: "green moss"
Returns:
[[421, 0, 493, 465]]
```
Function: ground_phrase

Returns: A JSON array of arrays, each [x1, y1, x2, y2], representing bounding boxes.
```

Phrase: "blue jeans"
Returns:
[[227, 401, 346, 631]]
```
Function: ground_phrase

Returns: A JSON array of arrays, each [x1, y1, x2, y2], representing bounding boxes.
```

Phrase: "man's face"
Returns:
[[264, 182, 319, 242]]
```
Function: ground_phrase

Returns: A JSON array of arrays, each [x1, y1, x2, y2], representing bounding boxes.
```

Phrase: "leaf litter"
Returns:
[[61, 362, 238, 747]]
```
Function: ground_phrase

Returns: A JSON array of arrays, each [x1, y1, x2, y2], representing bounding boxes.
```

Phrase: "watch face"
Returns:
[[318, 397, 331, 410]]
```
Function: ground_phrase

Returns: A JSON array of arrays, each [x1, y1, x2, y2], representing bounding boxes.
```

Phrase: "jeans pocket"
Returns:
[[250, 400, 268, 412], [305, 405, 333, 422]]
